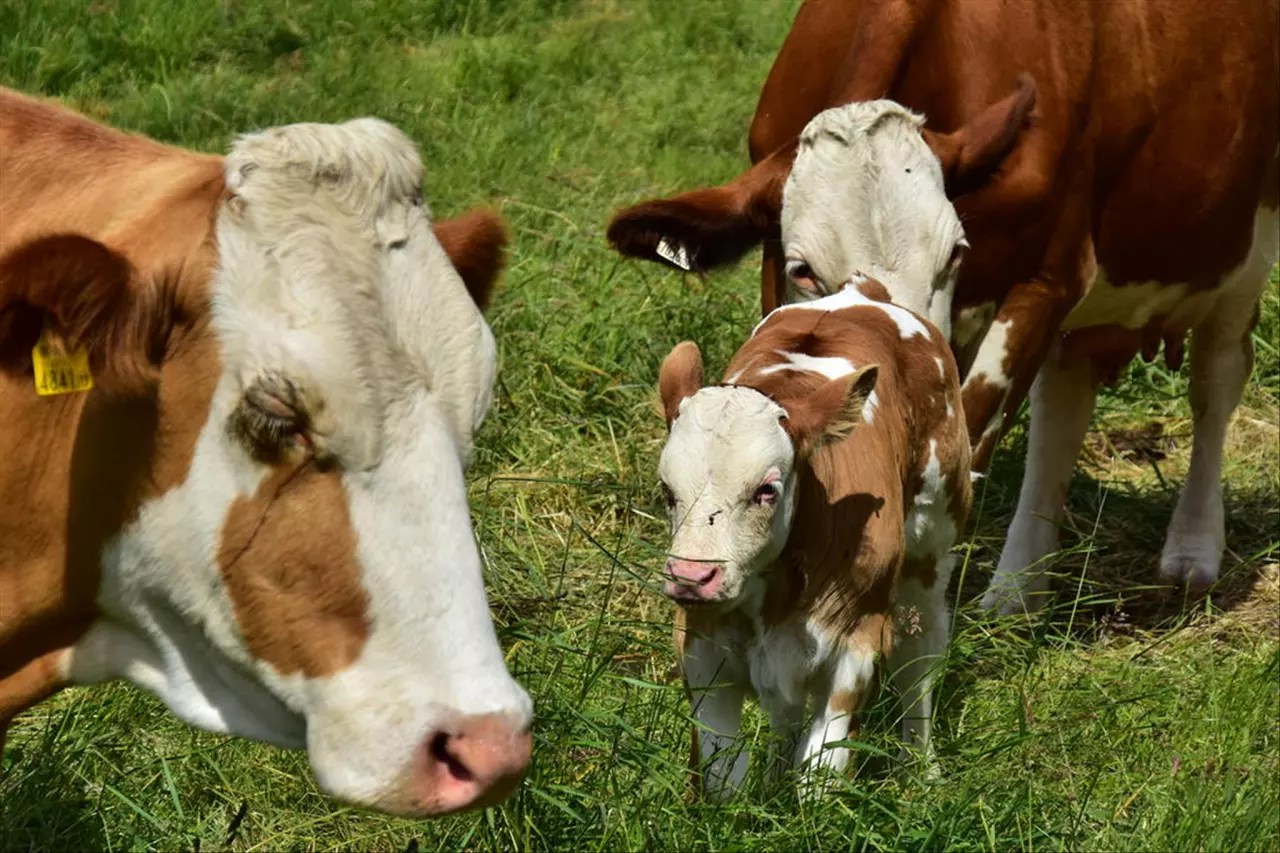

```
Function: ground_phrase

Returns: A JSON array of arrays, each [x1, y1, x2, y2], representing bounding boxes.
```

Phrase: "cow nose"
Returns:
[[664, 559, 724, 600], [420, 713, 532, 814]]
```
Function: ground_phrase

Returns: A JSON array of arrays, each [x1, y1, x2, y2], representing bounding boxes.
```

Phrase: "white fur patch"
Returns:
[[755, 278, 929, 339], [862, 389, 879, 423], [758, 350, 857, 380]]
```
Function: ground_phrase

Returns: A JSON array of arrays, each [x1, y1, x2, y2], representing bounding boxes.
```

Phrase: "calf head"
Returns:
[[655, 341, 877, 609], [0, 119, 529, 816], [607, 75, 1037, 331]]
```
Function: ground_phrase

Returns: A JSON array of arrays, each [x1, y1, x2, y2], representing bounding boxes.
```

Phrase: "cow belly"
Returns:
[[1060, 205, 1278, 376]]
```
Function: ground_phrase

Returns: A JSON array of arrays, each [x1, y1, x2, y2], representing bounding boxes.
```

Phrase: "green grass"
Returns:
[[2, 1, 1278, 850]]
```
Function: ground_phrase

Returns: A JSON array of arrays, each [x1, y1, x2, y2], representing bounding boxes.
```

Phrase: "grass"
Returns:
[[1, 0, 1277, 850]]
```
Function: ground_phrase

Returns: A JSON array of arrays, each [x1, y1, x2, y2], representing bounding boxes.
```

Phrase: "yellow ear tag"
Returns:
[[32, 328, 94, 396]]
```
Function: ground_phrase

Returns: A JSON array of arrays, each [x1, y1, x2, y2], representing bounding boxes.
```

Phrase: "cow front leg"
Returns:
[[1161, 264, 1270, 588], [982, 353, 1099, 613], [960, 280, 1076, 472]]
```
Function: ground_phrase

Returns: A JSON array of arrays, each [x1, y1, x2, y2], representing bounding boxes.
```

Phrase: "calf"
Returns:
[[0, 88, 529, 817], [655, 278, 971, 798]]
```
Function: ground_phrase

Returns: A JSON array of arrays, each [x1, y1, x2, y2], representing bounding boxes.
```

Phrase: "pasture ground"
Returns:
[[1, 1, 1277, 850]]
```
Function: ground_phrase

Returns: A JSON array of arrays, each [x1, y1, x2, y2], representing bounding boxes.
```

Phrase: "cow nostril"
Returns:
[[430, 732, 474, 783]]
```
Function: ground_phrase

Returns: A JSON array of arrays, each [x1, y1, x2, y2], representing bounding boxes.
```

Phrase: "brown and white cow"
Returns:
[[609, 0, 1279, 613], [0, 88, 531, 816], [656, 278, 971, 799]]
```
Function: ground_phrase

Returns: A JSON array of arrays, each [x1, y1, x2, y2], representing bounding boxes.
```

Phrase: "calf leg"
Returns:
[[981, 355, 1098, 614], [679, 633, 749, 802], [890, 562, 956, 775], [794, 645, 876, 797], [1160, 268, 1270, 587]]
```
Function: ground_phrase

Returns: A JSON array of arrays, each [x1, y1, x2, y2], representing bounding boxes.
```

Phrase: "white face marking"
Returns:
[[70, 118, 529, 812], [758, 350, 857, 380], [756, 277, 929, 340], [659, 387, 798, 609], [779, 101, 965, 336]]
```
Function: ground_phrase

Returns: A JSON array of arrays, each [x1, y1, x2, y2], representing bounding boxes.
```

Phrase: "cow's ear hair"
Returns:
[[781, 364, 878, 456], [923, 73, 1037, 199], [658, 341, 704, 427], [0, 234, 162, 392], [607, 139, 797, 274], [432, 208, 509, 313]]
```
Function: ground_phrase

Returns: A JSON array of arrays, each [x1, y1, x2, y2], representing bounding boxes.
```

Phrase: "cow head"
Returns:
[[0, 119, 530, 816], [655, 341, 877, 608], [606, 75, 1037, 332]]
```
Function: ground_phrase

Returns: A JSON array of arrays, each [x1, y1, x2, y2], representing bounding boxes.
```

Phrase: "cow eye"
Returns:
[[750, 482, 779, 506], [785, 258, 819, 292], [231, 376, 311, 462], [946, 238, 969, 272]]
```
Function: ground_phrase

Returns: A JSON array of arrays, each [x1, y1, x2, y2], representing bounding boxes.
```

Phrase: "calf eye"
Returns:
[[785, 258, 819, 292], [750, 482, 779, 506]]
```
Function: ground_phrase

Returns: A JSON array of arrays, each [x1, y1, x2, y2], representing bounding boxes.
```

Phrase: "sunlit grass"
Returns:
[[1, 1, 1277, 850]]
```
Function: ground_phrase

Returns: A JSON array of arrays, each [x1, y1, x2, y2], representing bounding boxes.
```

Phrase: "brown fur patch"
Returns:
[[217, 462, 371, 677]]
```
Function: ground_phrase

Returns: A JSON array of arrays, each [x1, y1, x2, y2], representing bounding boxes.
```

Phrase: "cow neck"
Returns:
[[0, 139, 224, 729]]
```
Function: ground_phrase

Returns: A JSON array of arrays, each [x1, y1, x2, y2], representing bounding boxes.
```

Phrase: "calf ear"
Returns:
[[0, 234, 160, 391], [783, 364, 878, 455], [922, 73, 1037, 199], [607, 140, 797, 274], [658, 341, 704, 427], [432, 208, 509, 313]]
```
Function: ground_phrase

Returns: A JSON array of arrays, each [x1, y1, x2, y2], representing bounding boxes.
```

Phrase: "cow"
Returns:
[[655, 276, 971, 799], [608, 0, 1279, 613], [0, 87, 532, 817]]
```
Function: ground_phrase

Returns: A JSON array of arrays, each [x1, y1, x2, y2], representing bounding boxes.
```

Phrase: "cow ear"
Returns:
[[432, 208, 509, 313], [782, 364, 878, 456], [658, 341, 704, 427], [0, 234, 160, 392], [607, 139, 797, 274], [922, 73, 1037, 199]]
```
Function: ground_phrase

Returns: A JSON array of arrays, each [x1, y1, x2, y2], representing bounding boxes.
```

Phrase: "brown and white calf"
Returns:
[[610, 0, 1278, 613], [0, 88, 530, 816], [655, 279, 971, 798]]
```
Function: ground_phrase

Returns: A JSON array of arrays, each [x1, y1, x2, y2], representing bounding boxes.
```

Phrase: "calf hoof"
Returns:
[[1158, 532, 1222, 590]]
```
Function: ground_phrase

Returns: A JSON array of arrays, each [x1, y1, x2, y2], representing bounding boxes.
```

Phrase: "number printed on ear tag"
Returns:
[[32, 328, 94, 396], [656, 237, 692, 271]]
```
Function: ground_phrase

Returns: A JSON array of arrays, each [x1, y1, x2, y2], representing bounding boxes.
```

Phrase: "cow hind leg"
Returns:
[[981, 355, 1099, 614], [1160, 235, 1274, 587]]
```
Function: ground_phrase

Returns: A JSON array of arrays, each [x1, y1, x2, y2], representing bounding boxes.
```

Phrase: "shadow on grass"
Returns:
[[0, 719, 111, 853], [955, 420, 1277, 640]]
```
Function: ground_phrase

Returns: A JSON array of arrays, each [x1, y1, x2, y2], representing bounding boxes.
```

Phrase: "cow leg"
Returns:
[[890, 562, 955, 775], [1160, 267, 1270, 587], [961, 280, 1078, 473], [981, 354, 1099, 614], [794, 644, 876, 797], [680, 633, 749, 802]]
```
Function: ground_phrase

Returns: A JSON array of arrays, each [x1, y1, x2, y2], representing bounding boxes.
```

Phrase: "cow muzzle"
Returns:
[[375, 711, 532, 816], [663, 558, 726, 602]]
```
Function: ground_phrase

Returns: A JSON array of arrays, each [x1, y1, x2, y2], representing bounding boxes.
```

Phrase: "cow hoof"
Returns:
[[980, 572, 1051, 615], [1158, 534, 1222, 590]]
